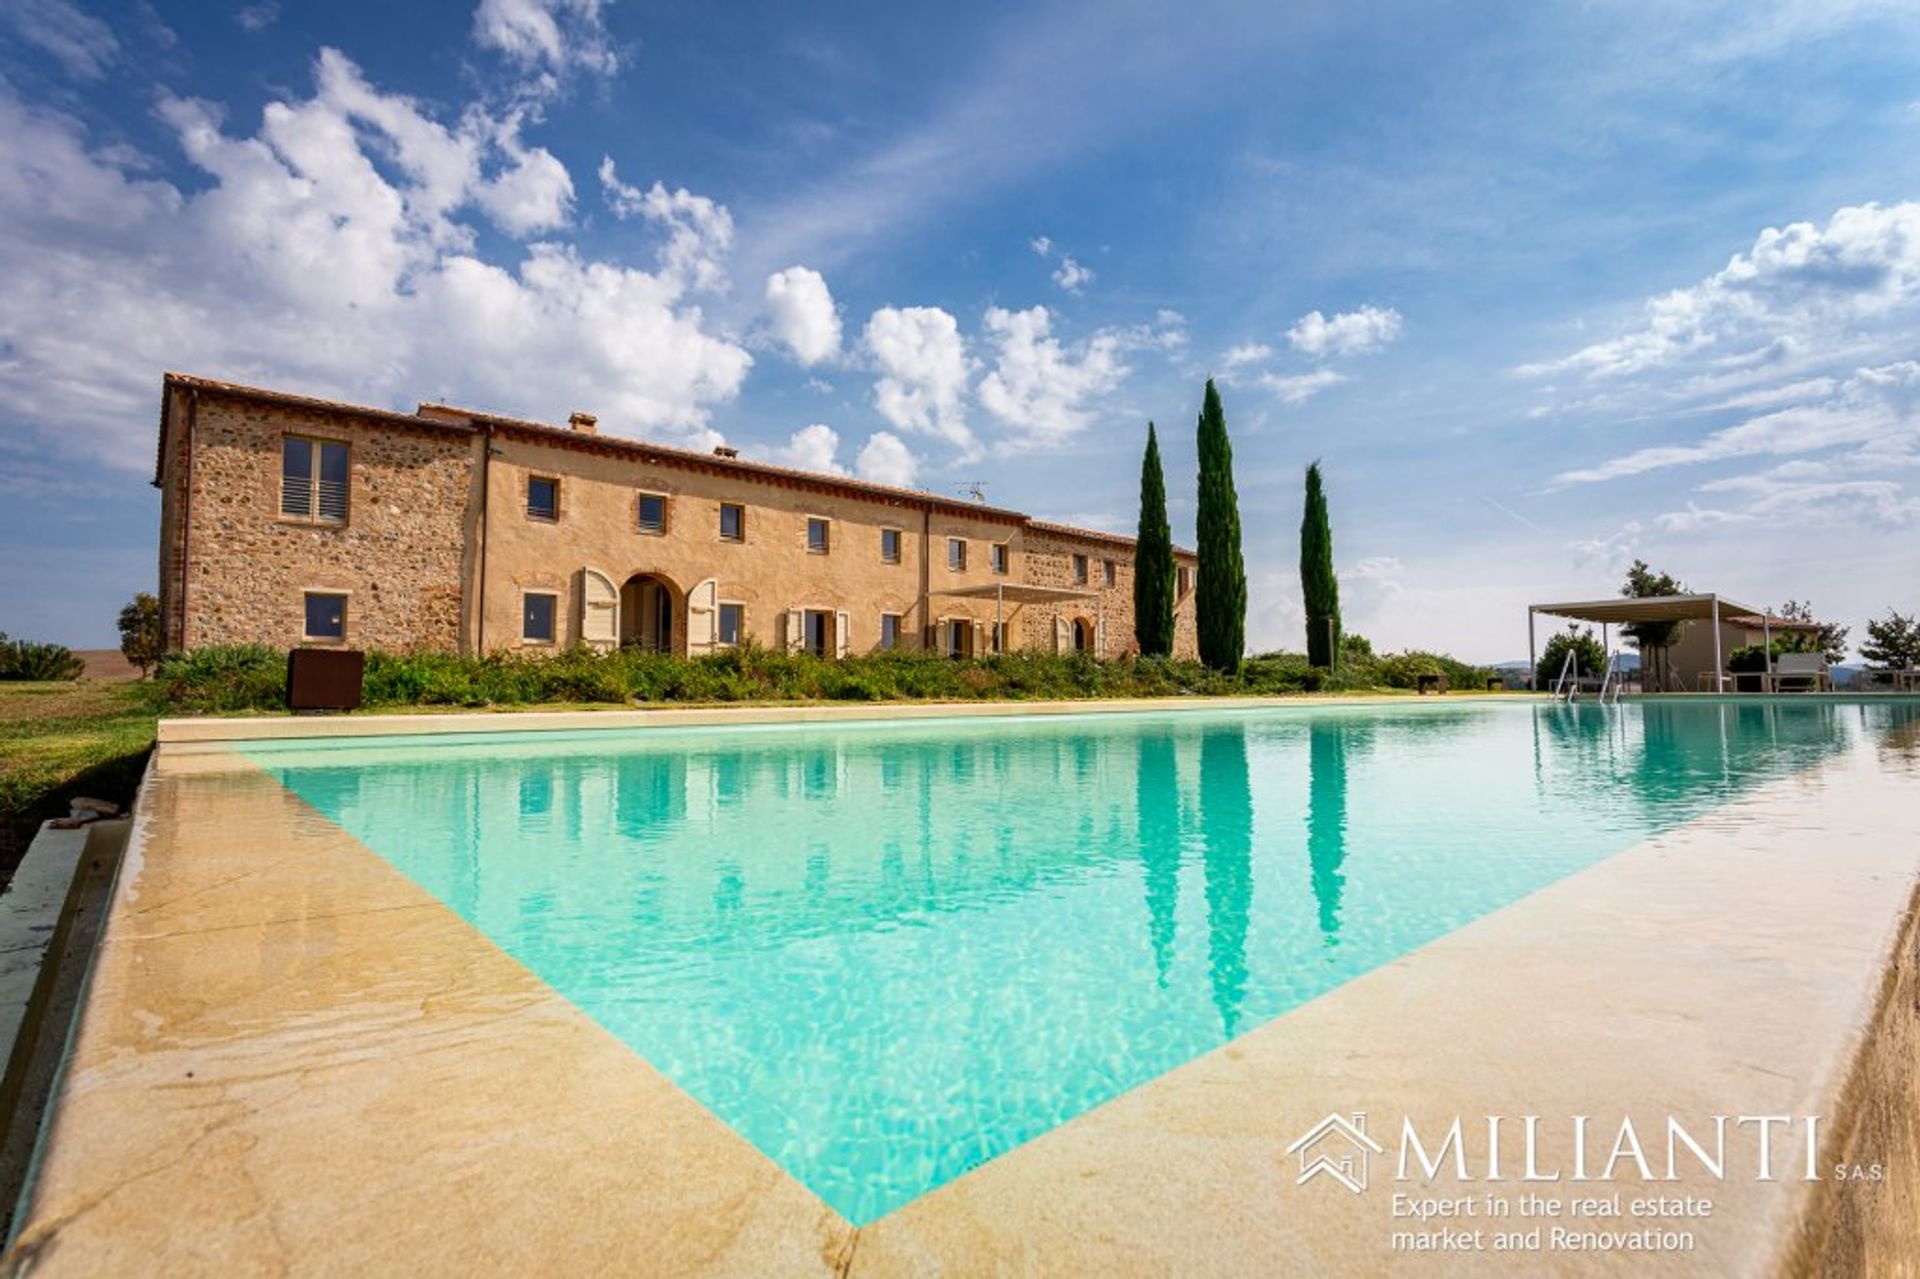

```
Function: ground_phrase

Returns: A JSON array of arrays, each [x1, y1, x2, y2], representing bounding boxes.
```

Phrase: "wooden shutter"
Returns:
[[972, 620, 985, 659], [835, 610, 851, 659], [686, 578, 719, 656], [578, 568, 618, 649], [1054, 614, 1069, 653], [786, 608, 805, 652]]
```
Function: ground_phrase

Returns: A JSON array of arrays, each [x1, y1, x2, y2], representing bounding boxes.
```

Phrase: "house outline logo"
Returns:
[[1285, 1112, 1386, 1193]]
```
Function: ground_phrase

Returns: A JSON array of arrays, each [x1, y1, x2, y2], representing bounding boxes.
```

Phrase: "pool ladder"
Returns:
[[1552, 650, 1624, 704], [1596, 652, 1625, 705]]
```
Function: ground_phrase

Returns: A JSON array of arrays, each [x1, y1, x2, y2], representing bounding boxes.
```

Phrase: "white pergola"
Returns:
[[1526, 593, 1765, 691], [931, 581, 1104, 652]]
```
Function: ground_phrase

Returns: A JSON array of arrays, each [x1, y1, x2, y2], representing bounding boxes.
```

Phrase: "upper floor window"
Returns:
[[282, 437, 349, 523], [637, 492, 668, 534], [527, 476, 559, 522], [948, 538, 967, 571], [880, 528, 902, 563], [1103, 559, 1117, 587], [1072, 553, 1089, 584], [719, 503, 745, 541], [808, 517, 831, 553], [1177, 565, 1193, 597], [303, 591, 347, 640], [522, 591, 557, 643], [990, 543, 1009, 575], [718, 602, 744, 646]]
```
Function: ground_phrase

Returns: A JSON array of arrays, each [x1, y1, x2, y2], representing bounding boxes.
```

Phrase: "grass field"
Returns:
[[0, 681, 157, 882]]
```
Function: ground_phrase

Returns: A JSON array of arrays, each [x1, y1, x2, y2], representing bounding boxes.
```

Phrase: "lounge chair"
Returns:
[[1765, 652, 1831, 693]]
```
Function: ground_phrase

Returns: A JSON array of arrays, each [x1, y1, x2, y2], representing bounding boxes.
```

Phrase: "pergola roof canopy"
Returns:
[[1529, 593, 1760, 626], [932, 583, 1101, 603]]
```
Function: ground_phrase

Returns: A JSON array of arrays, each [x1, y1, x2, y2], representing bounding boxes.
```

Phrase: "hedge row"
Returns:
[[152, 640, 1497, 713]]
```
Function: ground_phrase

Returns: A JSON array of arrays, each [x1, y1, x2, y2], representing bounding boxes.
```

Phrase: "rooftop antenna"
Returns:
[[957, 481, 989, 503]]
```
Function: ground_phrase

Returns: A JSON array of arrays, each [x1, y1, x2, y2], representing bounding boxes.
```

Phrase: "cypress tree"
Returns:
[[1300, 461, 1341, 667], [1194, 379, 1247, 672], [1133, 421, 1176, 657]]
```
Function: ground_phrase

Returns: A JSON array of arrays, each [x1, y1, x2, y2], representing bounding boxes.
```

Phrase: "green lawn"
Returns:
[[0, 681, 157, 881]]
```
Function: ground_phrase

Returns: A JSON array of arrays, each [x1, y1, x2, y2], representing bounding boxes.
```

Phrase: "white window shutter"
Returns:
[[835, 610, 851, 659], [686, 578, 719, 656], [1095, 616, 1106, 658], [578, 568, 619, 648], [972, 620, 985, 657], [1055, 614, 1069, 653], [787, 608, 805, 652]]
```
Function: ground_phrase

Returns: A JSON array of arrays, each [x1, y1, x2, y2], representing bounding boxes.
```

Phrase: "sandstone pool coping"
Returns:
[[7, 706, 1918, 1275]]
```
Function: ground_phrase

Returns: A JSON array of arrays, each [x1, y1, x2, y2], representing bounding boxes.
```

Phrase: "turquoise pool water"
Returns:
[[245, 699, 1915, 1223]]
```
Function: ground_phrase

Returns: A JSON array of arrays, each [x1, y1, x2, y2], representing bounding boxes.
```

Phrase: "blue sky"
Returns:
[[3, 0, 1919, 658]]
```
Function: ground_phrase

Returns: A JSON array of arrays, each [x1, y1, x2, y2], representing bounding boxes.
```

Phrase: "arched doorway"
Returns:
[[620, 573, 680, 653], [1072, 617, 1095, 653]]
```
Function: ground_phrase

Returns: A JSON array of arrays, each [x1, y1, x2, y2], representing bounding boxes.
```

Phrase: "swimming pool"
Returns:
[[243, 698, 1915, 1224]]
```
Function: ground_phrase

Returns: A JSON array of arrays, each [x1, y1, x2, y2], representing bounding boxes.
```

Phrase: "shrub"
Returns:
[[0, 635, 85, 682], [155, 644, 286, 711], [151, 638, 1502, 714]]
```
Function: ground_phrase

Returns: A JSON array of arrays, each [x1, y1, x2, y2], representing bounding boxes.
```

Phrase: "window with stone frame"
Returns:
[[282, 437, 349, 522]]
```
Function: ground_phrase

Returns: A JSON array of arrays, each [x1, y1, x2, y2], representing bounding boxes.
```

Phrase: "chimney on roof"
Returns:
[[713, 445, 739, 459], [568, 411, 598, 434]]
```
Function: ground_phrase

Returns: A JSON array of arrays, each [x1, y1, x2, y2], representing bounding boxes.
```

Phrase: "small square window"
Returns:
[[719, 503, 745, 541], [880, 528, 901, 563], [527, 476, 558, 521], [1103, 559, 1117, 587], [718, 602, 743, 646], [808, 517, 831, 553], [1072, 554, 1088, 584], [948, 538, 967, 571], [303, 592, 347, 640], [880, 613, 900, 650], [990, 543, 1008, 575], [638, 493, 667, 534], [523, 592, 557, 642]]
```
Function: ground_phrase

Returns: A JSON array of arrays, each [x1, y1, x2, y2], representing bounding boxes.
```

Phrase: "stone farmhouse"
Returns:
[[154, 374, 1199, 661]]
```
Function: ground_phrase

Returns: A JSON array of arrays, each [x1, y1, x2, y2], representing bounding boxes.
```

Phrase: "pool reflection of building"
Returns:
[[264, 698, 1913, 1044]]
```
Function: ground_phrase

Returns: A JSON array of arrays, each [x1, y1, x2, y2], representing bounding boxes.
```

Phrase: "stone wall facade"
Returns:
[[157, 382, 478, 652], [156, 376, 1200, 662]]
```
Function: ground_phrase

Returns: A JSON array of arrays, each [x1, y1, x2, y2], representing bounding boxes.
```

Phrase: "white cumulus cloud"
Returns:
[[598, 157, 732, 291], [773, 423, 845, 474], [473, 0, 618, 77], [862, 306, 976, 451], [1222, 342, 1273, 370], [476, 132, 574, 236], [1257, 368, 1348, 405], [1052, 255, 1094, 293], [0, 50, 751, 469], [763, 265, 840, 365], [1287, 305, 1403, 358], [855, 431, 918, 487], [976, 305, 1127, 449], [1521, 202, 1920, 379]]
